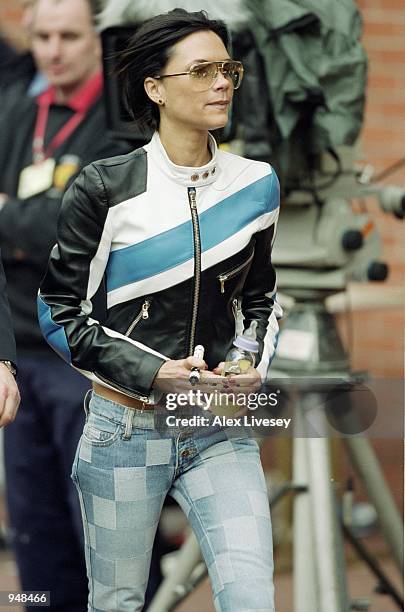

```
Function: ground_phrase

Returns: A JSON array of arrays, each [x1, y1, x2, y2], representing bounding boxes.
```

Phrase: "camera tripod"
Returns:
[[148, 291, 403, 612]]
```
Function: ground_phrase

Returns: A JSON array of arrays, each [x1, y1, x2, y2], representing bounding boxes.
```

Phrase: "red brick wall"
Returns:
[[1, 0, 404, 378], [0, 0, 22, 24], [0, 0, 27, 49], [345, 1, 404, 379], [359, 0, 405, 274]]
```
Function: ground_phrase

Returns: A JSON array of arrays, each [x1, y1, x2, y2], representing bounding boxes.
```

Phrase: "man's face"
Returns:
[[32, 0, 101, 93]]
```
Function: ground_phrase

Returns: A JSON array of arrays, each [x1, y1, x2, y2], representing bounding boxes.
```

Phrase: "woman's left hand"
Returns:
[[212, 363, 262, 394], [211, 363, 262, 418]]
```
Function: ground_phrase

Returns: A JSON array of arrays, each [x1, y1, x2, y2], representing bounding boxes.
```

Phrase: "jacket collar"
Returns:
[[149, 131, 220, 187]]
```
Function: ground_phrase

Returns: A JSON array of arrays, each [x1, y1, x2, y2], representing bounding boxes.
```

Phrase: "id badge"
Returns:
[[17, 158, 56, 199]]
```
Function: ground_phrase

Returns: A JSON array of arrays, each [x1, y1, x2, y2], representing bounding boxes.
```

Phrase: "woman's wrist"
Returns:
[[0, 360, 17, 377]]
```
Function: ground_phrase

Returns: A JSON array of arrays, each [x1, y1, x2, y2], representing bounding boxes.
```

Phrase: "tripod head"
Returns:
[[272, 148, 405, 298]]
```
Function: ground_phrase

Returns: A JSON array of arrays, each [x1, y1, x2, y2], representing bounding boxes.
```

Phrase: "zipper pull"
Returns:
[[219, 276, 226, 294], [142, 300, 150, 319], [232, 298, 238, 319], [188, 187, 197, 209]]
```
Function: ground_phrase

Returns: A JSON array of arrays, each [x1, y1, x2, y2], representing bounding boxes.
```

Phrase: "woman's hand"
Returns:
[[153, 356, 208, 393], [153, 357, 229, 395], [212, 363, 262, 393], [211, 363, 262, 417], [0, 363, 20, 428]]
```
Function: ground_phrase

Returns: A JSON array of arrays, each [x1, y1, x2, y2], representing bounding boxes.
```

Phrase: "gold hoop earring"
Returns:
[[158, 99, 164, 105]]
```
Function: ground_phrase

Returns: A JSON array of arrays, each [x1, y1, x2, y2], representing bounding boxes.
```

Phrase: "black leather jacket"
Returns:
[[38, 132, 281, 402]]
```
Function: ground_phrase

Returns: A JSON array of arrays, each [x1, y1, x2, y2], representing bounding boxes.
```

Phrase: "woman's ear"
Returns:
[[144, 77, 165, 105]]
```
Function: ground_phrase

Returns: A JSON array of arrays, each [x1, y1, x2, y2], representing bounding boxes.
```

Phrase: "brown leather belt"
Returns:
[[92, 383, 156, 411]]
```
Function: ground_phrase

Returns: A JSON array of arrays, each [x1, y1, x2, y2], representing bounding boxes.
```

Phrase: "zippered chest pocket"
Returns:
[[125, 298, 152, 337], [217, 249, 255, 294]]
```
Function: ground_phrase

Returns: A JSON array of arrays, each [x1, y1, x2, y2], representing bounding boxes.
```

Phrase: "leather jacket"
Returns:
[[38, 132, 282, 402]]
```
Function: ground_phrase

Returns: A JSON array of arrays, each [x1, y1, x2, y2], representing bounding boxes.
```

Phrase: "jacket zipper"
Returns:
[[95, 299, 153, 402], [218, 249, 255, 293], [124, 299, 151, 337], [94, 371, 150, 403], [187, 187, 202, 355]]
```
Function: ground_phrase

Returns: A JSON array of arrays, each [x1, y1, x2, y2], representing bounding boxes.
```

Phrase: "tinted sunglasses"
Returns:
[[155, 60, 244, 92]]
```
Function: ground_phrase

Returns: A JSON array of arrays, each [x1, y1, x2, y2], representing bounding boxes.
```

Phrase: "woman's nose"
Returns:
[[213, 67, 231, 90]]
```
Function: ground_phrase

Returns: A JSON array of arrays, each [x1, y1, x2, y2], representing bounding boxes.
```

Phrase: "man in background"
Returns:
[[0, 0, 129, 609]]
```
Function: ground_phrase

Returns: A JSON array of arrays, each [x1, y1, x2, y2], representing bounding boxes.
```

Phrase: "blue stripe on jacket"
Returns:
[[37, 296, 72, 363], [106, 174, 278, 292]]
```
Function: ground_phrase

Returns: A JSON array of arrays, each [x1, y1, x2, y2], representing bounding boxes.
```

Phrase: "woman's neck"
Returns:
[[158, 122, 211, 168]]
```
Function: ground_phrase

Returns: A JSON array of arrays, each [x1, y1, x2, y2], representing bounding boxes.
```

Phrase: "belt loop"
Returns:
[[123, 407, 134, 440], [83, 389, 92, 423]]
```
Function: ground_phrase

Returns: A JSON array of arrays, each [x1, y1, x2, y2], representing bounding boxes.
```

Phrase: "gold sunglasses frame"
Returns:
[[154, 60, 244, 90]]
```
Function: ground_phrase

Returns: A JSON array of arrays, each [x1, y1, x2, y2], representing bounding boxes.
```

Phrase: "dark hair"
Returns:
[[116, 9, 229, 133]]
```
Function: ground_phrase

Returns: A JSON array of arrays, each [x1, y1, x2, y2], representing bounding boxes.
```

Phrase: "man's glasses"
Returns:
[[154, 60, 244, 92]]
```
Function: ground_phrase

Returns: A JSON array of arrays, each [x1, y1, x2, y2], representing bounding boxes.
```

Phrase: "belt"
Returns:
[[92, 383, 156, 411]]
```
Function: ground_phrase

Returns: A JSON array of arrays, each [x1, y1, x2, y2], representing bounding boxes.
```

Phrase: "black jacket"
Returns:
[[0, 88, 130, 355]]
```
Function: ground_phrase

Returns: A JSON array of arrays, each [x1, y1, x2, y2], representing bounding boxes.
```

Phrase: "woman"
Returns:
[[38, 9, 281, 611]]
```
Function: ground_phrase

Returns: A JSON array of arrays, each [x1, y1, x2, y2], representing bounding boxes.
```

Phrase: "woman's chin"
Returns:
[[206, 117, 229, 131]]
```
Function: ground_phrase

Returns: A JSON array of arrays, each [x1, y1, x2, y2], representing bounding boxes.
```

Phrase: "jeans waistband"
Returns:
[[86, 390, 158, 429], [86, 390, 229, 438]]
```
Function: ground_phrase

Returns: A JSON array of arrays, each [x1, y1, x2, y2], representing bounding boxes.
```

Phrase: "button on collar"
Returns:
[[149, 131, 220, 187]]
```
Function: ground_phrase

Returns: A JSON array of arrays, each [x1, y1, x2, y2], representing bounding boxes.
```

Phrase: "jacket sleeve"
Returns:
[[0, 249, 17, 365], [241, 167, 282, 381], [37, 163, 168, 401]]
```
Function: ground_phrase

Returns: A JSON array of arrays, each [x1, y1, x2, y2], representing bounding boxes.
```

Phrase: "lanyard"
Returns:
[[33, 102, 86, 164], [32, 73, 103, 164]]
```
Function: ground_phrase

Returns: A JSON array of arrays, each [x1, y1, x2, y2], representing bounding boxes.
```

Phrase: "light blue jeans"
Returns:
[[71, 391, 275, 612]]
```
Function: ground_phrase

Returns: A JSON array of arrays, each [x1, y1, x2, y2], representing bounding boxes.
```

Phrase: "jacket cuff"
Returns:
[[135, 353, 168, 398]]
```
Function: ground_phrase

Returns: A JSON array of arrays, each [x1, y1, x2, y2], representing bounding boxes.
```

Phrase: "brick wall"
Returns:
[[1, 0, 404, 378], [0, 0, 27, 49], [358, 0, 405, 278], [0, 0, 21, 24]]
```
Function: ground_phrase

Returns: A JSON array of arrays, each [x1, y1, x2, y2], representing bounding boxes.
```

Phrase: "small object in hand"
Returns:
[[189, 345, 204, 386]]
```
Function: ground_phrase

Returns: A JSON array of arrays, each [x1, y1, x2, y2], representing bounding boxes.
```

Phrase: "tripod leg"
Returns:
[[293, 407, 319, 612], [148, 530, 203, 612], [344, 436, 404, 574], [306, 434, 351, 612], [300, 391, 351, 612]]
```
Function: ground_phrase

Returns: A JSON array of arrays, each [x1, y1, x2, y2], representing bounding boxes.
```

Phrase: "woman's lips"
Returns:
[[207, 101, 230, 110]]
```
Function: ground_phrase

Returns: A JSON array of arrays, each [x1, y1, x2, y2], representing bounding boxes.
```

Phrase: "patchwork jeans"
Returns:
[[71, 391, 275, 612]]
